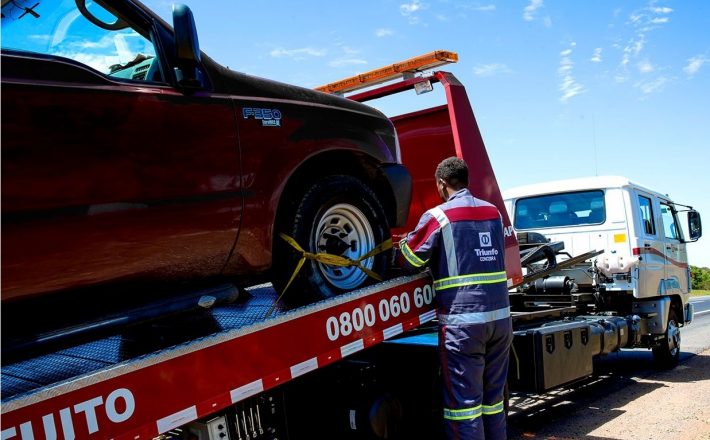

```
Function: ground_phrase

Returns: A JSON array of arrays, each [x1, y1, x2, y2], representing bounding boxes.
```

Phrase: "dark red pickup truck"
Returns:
[[1, 1, 411, 321]]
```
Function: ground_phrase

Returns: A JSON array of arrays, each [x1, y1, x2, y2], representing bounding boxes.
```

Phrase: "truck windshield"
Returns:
[[514, 190, 606, 229], [1, 0, 157, 78]]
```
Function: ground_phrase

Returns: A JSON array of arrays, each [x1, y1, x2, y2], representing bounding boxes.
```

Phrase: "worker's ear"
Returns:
[[437, 179, 448, 201]]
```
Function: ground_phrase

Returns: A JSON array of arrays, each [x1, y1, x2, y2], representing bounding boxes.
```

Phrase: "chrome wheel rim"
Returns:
[[314, 203, 375, 290], [667, 319, 680, 357]]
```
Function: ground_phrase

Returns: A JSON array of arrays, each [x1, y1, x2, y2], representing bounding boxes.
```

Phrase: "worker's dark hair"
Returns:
[[435, 157, 469, 188]]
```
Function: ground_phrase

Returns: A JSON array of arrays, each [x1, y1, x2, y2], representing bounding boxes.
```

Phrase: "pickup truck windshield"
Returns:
[[1, 0, 160, 81], [514, 190, 606, 229]]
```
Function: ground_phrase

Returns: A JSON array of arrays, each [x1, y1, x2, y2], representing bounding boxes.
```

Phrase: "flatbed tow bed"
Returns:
[[1, 275, 435, 439]]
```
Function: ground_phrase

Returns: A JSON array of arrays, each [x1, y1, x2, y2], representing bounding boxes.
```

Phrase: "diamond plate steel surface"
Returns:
[[1, 277, 427, 404], [2, 353, 109, 400], [1, 285, 285, 402]]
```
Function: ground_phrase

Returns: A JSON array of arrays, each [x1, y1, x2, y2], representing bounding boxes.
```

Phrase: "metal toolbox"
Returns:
[[508, 320, 594, 393]]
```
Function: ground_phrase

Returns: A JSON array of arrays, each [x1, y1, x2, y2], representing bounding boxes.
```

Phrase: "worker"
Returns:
[[398, 157, 512, 440]]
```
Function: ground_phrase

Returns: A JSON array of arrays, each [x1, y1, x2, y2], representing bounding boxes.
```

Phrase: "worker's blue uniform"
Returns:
[[400, 188, 512, 440]]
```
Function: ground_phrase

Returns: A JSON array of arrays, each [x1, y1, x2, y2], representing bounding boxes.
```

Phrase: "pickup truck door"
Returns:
[[1, 4, 241, 304]]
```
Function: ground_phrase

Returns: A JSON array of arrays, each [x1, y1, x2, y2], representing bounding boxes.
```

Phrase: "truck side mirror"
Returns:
[[172, 4, 203, 88], [688, 210, 702, 241]]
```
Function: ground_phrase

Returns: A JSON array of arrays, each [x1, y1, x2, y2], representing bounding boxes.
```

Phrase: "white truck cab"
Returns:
[[504, 176, 702, 366]]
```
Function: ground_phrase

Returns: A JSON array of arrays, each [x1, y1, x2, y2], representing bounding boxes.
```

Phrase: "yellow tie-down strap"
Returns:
[[267, 233, 393, 315]]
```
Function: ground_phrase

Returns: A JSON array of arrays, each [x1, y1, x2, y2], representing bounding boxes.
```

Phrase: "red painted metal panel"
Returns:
[[387, 72, 523, 285], [1, 276, 434, 440]]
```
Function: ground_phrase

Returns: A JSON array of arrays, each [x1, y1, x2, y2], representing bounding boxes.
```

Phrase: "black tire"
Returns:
[[652, 307, 681, 369], [273, 175, 391, 305]]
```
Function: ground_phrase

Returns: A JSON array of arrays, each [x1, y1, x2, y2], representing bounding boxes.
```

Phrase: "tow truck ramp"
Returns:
[[1, 275, 434, 440]]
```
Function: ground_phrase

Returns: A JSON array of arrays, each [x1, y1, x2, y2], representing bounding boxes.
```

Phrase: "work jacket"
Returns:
[[400, 188, 510, 325]]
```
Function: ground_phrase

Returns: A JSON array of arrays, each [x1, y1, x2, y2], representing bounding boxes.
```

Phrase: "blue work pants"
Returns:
[[439, 317, 513, 440]]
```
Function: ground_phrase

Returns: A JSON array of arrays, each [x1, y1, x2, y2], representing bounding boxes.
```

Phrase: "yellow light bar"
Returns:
[[315, 50, 458, 95]]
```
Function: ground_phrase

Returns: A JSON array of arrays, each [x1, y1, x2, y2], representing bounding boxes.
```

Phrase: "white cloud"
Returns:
[[375, 28, 394, 37], [635, 76, 668, 94], [455, 3, 496, 12], [560, 79, 584, 101], [628, 35, 646, 56], [270, 47, 326, 60], [29, 34, 52, 42], [629, 13, 643, 23], [400, 0, 427, 23], [73, 34, 116, 50], [591, 48, 602, 63], [638, 59, 654, 73], [543, 16, 552, 27], [400, 0, 423, 15], [558, 42, 584, 102], [51, 51, 119, 73], [475, 4, 496, 12], [616, 3, 673, 85], [329, 58, 368, 68], [473, 63, 513, 77], [684, 55, 709, 76], [621, 53, 630, 67], [628, 3, 673, 29], [327, 45, 366, 68], [523, 0, 543, 22], [615, 73, 628, 83]]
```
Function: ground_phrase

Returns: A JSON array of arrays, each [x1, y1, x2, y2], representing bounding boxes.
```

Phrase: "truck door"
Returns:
[[659, 202, 687, 294], [1, 2, 241, 303], [635, 192, 663, 298]]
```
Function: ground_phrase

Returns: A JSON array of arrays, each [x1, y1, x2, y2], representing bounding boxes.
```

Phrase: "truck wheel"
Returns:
[[652, 308, 681, 369], [274, 175, 390, 304]]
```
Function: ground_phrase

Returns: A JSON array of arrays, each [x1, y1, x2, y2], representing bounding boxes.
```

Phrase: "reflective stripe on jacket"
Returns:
[[400, 188, 509, 320]]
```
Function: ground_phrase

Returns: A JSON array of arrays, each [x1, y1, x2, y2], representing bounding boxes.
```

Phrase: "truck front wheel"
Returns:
[[652, 308, 681, 368], [273, 175, 391, 305]]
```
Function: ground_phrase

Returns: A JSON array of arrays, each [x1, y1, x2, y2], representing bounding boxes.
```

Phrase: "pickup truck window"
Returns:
[[1, 0, 163, 82], [514, 190, 606, 229]]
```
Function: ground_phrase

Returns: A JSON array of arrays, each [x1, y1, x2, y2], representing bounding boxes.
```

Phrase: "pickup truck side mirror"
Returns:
[[688, 210, 702, 241], [172, 4, 203, 88]]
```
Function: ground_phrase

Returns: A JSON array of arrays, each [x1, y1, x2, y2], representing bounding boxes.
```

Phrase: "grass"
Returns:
[[691, 289, 710, 297]]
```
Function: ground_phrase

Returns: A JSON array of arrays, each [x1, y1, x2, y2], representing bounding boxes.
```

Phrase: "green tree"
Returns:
[[691, 265, 710, 290]]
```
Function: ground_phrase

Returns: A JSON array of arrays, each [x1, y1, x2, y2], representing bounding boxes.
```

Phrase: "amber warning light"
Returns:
[[315, 50, 458, 95]]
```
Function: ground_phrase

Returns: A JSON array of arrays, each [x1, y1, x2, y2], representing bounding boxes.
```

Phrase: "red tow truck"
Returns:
[[0, 46, 520, 438], [2, 4, 698, 440], [0, 58, 636, 440]]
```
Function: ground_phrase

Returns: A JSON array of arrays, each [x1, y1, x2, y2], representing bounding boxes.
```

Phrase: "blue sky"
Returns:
[[144, 0, 710, 267]]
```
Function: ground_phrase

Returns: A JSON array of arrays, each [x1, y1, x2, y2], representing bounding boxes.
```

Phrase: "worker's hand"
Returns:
[[390, 246, 424, 275]]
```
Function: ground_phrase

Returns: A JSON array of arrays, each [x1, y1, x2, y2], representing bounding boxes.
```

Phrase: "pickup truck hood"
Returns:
[[204, 56, 385, 119]]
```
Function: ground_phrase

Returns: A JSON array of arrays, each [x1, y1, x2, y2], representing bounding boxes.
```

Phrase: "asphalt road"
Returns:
[[507, 296, 710, 439]]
